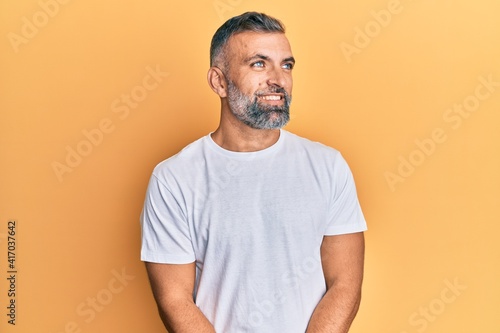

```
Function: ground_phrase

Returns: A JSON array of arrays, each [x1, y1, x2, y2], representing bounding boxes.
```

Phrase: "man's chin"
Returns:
[[250, 113, 290, 130]]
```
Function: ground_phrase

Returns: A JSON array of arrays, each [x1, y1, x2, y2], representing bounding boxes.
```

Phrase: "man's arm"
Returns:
[[145, 262, 216, 333], [306, 232, 365, 333]]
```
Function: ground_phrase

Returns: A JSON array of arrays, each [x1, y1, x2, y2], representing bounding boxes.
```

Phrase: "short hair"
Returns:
[[210, 12, 286, 68]]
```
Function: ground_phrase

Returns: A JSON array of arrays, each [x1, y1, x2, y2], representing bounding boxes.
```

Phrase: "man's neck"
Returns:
[[211, 118, 281, 152]]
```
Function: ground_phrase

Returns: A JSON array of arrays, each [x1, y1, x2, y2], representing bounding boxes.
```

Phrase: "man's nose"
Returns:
[[266, 66, 287, 88]]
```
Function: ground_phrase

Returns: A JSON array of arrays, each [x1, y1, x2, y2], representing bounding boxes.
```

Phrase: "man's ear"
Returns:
[[207, 67, 228, 98]]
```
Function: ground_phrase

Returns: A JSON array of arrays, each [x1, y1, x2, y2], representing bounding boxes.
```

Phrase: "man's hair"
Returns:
[[210, 12, 286, 68]]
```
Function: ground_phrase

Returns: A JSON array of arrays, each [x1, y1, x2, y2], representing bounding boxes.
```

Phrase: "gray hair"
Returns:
[[209, 12, 286, 68]]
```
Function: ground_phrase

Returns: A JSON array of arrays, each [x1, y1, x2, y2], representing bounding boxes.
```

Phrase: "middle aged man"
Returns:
[[141, 12, 367, 333]]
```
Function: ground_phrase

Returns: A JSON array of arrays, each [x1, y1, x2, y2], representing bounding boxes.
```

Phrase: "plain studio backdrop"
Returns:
[[1, 0, 499, 332]]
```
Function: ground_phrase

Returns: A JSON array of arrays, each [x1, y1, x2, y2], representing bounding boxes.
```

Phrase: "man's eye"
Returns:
[[282, 63, 294, 70], [252, 61, 265, 68]]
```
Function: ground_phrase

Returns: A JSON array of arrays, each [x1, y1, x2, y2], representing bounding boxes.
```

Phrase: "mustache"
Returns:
[[255, 86, 288, 96]]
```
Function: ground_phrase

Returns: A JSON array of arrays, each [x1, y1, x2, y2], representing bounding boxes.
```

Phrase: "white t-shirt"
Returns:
[[141, 130, 367, 332]]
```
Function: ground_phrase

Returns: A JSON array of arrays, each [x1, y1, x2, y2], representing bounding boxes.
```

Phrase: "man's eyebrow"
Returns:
[[243, 54, 296, 64], [244, 54, 270, 63]]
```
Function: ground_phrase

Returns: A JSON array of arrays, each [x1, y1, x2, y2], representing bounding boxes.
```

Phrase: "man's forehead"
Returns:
[[226, 31, 292, 59]]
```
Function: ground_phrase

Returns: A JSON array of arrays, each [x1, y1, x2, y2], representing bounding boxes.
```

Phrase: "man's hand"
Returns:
[[306, 232, 365, 333], [145, 262, 216, 332]]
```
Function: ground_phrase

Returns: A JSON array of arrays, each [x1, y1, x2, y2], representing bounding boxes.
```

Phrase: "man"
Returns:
[[141, 12, 367, 333]]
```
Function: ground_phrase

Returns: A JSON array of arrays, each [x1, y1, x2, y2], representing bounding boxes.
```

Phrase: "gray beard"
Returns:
[[227, 80, 291, 130]]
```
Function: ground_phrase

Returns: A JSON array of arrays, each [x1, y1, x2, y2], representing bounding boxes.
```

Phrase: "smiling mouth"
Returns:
[[259, 95, 283, 101]]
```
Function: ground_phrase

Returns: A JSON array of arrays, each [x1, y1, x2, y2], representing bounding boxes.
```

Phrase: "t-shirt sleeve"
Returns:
[[324, 153, 368, 235], [140, 173, 196, 264]]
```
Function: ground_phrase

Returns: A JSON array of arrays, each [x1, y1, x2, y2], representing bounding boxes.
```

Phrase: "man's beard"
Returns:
[[226, 80, 291, 130]]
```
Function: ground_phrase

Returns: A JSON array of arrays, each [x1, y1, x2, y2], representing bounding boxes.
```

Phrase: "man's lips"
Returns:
[[258, 94, 283, 101]]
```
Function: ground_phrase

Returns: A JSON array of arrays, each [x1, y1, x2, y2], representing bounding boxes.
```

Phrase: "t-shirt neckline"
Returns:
[[206, 129, 286, 160]]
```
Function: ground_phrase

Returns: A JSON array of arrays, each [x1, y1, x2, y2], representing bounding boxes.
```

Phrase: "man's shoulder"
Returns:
[[153, 135, 208, 175], [283, 130, 341, 157]]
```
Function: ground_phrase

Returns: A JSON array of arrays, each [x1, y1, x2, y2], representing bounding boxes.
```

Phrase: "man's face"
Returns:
[[222, 32, 295, 129]]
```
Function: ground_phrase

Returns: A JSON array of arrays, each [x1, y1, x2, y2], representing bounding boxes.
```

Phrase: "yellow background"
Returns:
[[1, 0, 499, 332]]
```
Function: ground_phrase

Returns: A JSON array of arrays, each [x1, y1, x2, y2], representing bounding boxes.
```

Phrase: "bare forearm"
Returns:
[[145, 262, 213, 332], [157, 299, 215, 333], [306, 285, 361, 333]]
